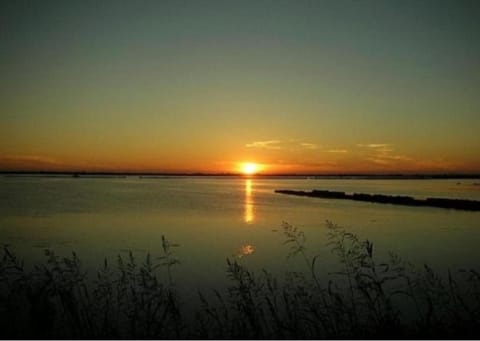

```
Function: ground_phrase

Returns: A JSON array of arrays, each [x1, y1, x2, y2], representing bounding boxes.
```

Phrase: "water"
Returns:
[[1, 175, 480, 296]]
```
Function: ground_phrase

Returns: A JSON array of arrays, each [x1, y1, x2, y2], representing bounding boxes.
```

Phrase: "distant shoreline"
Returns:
[[1, 171, 480, 180]]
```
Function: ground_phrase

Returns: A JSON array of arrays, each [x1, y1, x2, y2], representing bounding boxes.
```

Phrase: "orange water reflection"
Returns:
[[244, 179, 254, 224], [239, 244, 255, 256]]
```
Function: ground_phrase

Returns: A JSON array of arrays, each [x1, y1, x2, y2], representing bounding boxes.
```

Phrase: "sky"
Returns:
[[1, 0, 479, 174]]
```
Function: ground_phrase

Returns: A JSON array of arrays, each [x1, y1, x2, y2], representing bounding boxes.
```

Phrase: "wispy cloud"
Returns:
[[357, 143, 411, 166], [357, 143, 391, 150], [0, 154, 62, 165], [365, 158, 390, 165], [245, 140, 319, 150], [300, 143, 319, 150], [381, 154, 411, 161], [268, 159, 339, 173], [327, 149, 348, 153], [245, 140, 282, 149]]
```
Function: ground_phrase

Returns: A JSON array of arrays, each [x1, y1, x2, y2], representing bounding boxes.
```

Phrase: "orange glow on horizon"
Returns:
[[1, 154, 479, 175]]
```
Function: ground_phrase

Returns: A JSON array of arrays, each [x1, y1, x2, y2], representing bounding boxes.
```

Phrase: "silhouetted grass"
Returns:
[[1, 222, 479, 339]]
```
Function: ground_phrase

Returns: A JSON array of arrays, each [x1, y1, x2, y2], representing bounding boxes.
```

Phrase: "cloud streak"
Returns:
[[0, 154, 62, 165], [300, 143, 319, 150], [327, 149, 348, 153], [245, 140, 319, 150], [356, 143, 393, 152], [357, 143, 412, 167], [245, 140, 282, 149]]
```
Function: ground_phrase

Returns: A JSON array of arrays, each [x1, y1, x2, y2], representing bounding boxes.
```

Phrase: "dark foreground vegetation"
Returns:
[[275, 189, 480, 211], [1, 222, 480, 339]]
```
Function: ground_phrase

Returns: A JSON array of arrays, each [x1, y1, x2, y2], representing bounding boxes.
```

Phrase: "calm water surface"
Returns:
[[1, 176, 480, 295]]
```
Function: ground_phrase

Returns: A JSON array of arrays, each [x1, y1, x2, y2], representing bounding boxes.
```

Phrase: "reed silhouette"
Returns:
[[1, 222, 479, 339]]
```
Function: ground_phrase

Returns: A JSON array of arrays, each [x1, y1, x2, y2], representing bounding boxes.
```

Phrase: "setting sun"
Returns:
[[240, 162, 259, 175]]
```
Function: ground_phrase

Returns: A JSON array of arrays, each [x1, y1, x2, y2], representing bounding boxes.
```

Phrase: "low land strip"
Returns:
[[275, 189, 480, 211]]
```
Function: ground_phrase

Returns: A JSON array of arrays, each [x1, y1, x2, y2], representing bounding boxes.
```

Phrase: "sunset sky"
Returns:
[[1, 0, 479, 174]]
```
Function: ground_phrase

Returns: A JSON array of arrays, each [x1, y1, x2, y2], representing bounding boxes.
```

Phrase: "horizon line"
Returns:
[[1, 170, 480, 179]]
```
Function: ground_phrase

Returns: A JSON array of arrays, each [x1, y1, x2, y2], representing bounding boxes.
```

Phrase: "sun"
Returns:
[[241, 162, 259, 175]]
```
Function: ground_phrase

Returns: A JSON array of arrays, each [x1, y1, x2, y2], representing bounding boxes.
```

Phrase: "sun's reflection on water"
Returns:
[[239, 244, 255, 256], [244, 179, 254, 224]]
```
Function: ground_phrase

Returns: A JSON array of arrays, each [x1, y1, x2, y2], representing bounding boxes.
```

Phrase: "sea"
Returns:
[[1, 175, 479, 300]]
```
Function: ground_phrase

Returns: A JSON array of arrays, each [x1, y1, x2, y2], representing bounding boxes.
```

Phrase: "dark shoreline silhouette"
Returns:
[[275, 189, 480, 211]]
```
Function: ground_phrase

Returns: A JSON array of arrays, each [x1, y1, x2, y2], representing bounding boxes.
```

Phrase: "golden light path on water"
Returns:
[[244, 178, 254, 224]]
